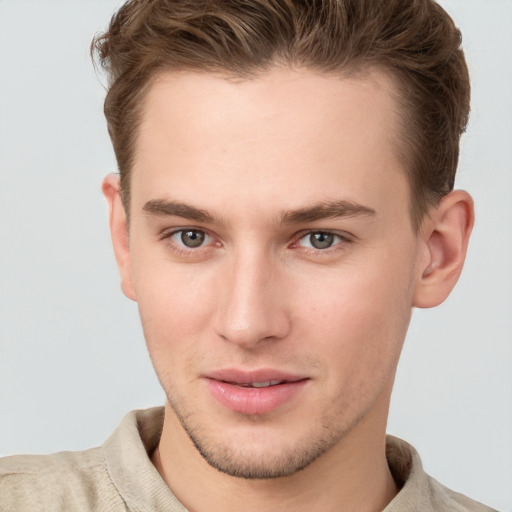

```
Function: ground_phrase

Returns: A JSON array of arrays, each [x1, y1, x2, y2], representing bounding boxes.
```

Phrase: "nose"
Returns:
[[214, 249, 292, 348]]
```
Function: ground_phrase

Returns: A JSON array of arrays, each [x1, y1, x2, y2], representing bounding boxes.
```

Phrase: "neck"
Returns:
[[152, 398, 398, 512]]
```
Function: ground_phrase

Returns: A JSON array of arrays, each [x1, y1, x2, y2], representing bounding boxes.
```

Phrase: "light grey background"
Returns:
[[0, 1, 510, 510]]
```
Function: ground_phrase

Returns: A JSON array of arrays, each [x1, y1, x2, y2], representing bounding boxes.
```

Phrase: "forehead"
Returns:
[[132, 67, 408, 220]]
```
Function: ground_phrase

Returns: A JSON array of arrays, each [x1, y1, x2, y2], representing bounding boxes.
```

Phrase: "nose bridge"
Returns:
[[215, 244, 290, 347]]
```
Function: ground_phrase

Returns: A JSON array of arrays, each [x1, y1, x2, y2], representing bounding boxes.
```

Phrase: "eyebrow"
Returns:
[[142, 198, 376, 225], [143, 199, 217, 223], [280, 200, 376, 224]]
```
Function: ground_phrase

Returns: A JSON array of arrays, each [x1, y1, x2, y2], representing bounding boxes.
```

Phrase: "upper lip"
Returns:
[[205, 368, 308, 385]]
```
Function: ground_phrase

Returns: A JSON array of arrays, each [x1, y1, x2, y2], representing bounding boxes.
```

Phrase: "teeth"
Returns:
[[249, 380, 283, 388], [238, 380, 283, 388]]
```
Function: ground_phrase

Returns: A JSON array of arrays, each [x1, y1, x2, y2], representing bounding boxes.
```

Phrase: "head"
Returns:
[[95, 0, 473, 481]]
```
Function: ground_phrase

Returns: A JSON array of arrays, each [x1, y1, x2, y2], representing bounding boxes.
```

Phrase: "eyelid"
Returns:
[[160, 225, 208, 238]]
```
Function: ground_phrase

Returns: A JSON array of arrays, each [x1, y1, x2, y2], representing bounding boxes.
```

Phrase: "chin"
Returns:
[[167, 394, 357, 480], [189, 432, 331, 479]]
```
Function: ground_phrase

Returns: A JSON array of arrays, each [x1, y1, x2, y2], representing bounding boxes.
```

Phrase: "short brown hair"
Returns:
[[92, 0, 470, 229]]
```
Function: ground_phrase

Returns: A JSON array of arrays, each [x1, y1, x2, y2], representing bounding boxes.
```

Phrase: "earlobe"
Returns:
[[413, 190, 474, 308], [102, 174, 137, 301]]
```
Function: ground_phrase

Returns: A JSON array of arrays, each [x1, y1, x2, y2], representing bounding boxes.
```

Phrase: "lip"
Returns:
[[205, 369, 309, 415]]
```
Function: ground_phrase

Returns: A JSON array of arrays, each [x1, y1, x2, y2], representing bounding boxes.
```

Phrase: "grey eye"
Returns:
[[179, 230, 206, 248], [309, 232, 335, 249], [298, 232, 341, 250]]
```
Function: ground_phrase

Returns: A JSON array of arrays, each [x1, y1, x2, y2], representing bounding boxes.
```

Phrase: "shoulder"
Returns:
[[0, 447, 127, 511], [385, 435, 498, 512], [424, 475, 498, 512]]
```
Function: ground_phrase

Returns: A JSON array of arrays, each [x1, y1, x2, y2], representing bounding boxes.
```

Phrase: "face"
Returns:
[[117, 68, 425, 478]]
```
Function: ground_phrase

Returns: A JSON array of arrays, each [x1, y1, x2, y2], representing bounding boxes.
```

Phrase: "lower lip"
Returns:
[[206, 379, 308, 415]]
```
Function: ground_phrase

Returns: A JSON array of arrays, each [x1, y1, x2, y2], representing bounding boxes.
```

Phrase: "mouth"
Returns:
[[205, 369, 309, 415]]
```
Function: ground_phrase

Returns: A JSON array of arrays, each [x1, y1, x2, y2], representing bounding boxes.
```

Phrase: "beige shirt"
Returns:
[[0, 407, 497, 511]]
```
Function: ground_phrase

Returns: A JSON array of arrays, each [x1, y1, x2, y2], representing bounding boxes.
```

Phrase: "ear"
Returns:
[[102, 174, 136, 301], [413, 190, 474, 308]]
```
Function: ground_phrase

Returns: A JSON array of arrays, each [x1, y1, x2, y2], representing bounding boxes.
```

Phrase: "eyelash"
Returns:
[[160, 228, 351, 256]]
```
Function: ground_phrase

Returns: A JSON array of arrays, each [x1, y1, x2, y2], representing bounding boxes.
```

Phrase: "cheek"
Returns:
[[136, 283, 211, 394], [131, 257, 219, 366], [299, 254, 414, 379]]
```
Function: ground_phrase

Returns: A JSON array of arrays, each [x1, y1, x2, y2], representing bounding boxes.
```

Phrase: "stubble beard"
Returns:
[[164, 389, 362, 480]]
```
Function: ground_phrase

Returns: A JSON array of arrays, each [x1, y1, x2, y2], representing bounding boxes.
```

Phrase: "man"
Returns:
[[0, 0, 498, 510]]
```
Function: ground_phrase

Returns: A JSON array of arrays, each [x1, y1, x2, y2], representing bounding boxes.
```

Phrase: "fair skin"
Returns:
[[103, 68, 473, 512]]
